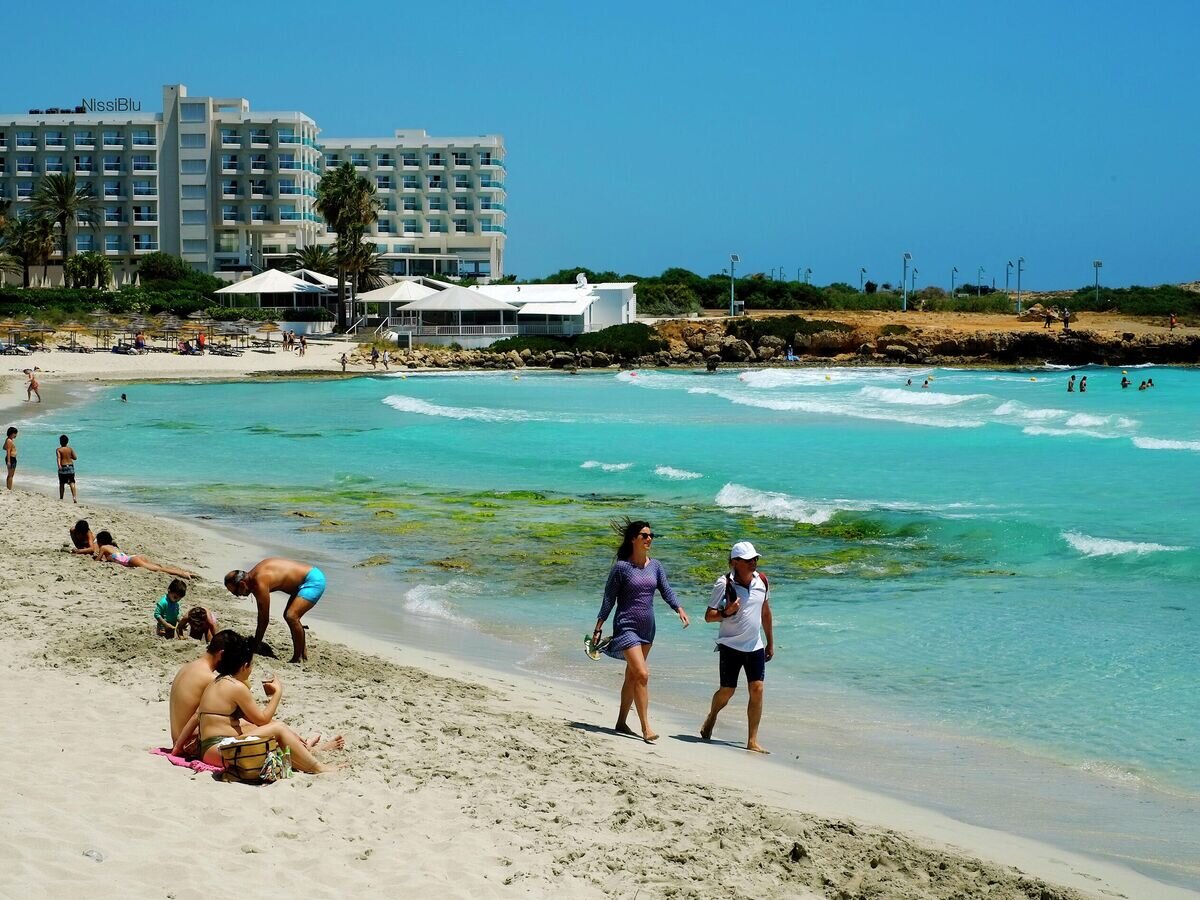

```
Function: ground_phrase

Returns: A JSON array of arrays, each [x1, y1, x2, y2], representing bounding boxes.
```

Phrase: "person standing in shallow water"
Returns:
[[4, 427, 17, 491], [56, 434, 78, 503], [1067, 375, 1076, 393], [592, 520, 690, 744]]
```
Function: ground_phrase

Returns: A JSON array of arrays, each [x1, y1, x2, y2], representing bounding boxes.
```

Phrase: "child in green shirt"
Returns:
[[154, 578, 188, 638]]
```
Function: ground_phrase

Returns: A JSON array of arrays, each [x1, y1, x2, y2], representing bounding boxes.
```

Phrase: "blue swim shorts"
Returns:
[[296, 567, 327, 603]]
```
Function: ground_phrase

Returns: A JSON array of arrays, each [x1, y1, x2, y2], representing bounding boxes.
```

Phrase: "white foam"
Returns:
[[1132, 436, 1200, 452], [688, 387, 986, 429], [1022, 425, 1121, 440], [737, 367, 924, 389], [1065, 413, 1137, 430], [654, 465, 703, 480], [1062, 531, 1184, 557], [581, 460, 633, 472], [400, 582, 471, 623], [859, 386, 989, 407], [715, 483, 839, 524], [382, 394, 544, 422], [1077, 761, 1145, 786], [993, 400, 1068, 422]]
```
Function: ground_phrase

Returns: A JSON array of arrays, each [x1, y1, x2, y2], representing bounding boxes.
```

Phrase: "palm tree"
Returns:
[[31, 171, 97, 265], [4, 215, 55, 288], [315, 162, 379, 329], [288, 243, 337, 275], [340, 239, 389, 296]]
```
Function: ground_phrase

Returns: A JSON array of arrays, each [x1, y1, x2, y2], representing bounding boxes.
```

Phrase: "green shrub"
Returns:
[[575, 322, 666, 357], [488, 335, 568, 354], [924, 294, 1013, 313], [636, 283, 700, 316], [1068, 284, 1200, 316], [727, 315, 853, 344]]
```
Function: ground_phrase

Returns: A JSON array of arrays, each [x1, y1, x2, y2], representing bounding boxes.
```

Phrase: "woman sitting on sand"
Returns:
[[68, 519, 99, 555], [196, 632, 341, 773], [592, 519, 690, 744], [93, 530, 197, 579]]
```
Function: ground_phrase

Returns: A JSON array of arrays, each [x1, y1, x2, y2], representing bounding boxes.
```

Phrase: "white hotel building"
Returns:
[[0, 84, 506, 281]]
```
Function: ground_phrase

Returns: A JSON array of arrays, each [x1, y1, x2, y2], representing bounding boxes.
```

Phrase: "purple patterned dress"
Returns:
[[597, 558, 680, 658]]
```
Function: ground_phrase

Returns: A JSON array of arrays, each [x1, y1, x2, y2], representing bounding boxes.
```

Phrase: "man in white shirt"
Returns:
[[700, 541, 774, 753]]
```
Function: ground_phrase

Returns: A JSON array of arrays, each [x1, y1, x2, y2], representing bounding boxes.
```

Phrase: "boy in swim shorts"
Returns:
[[4, 427, 16, 491], [224, 557, 326, 664]]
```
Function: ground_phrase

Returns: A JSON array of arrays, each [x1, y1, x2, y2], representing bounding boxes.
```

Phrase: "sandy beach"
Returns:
[[1, 479, 1193, 899]]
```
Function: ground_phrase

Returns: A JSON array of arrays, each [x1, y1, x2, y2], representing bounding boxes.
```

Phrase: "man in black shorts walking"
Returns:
[[700, 541, 774, 753]]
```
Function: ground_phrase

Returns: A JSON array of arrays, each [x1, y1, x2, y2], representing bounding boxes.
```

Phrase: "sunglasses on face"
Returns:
[[637, 532, 655, 539]]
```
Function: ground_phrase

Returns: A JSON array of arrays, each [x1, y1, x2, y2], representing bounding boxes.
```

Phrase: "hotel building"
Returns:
[[0, 84, 506, 282]]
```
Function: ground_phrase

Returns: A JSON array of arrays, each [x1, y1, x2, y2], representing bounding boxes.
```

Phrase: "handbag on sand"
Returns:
[[219, 736, 292, 784]]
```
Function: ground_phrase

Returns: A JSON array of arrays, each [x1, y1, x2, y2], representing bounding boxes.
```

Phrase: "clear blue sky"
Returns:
[[6, 0, 1197, 289]]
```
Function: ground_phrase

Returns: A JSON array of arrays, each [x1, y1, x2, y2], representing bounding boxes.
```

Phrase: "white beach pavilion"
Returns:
[[356, 280, 438, 328], [389, 285, 518, 348], [466, 279, 636, 336], [214, 268, 331, 312]]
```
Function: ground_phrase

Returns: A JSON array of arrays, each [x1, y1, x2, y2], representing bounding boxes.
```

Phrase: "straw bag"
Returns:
[[219, 736, 292, 784]]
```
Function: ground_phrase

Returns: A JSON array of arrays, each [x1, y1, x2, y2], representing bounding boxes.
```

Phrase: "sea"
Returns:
[[14, 364, 1200, 889]]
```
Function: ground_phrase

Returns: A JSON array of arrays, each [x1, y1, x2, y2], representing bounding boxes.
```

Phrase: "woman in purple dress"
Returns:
[[592, 520, 690, 743]]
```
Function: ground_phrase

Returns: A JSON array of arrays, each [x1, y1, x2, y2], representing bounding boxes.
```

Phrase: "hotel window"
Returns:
[[180, 132, 206, 149], [376, 175, 393, 190], [279, 179, 297, 195], [180, 103, 206, 123], [74, 130, 94, 147], [45, 131, 65, 148], [393, 244, 414, 254], [350, 153, 367, 167], [221, 128, 240, 146], [105, 235, 122, 252], [180, 159, 206, 175], [216, 232, 238, 253], [402, 218, 419, 234], [403, 197, 420, 211], [182, 239, 207, 254], [250, 204, 267, 222], [222, 179, 239, 197], [402, 175, 418, 189], [0, 158, 5, 174], [16, 156, 36, 174], [401, 152, 418, 167], [133, 129, 155, 146], [428, 219, 446, 233], [102, 130, 123, 147], [16, 131, 35, 148], [479, 152, 494, 165], [41, 155, 61, 173], [427, 152, 444, 167], [103, 180, 121, 199], [181, 184, 206, 199], [453, 174, 470, 189], [16, 183, 34, 199], [249, 179, 268, 196], [133, 205, 154, 222], [278, 205, 297, 221], [104, 206, 124, 224], [377, 218, 393, 234], [376, 153, 394, 167], [75, 155, 94, 173], [454, 218, 470, 234], [454, 196, 471, 211], [324, 153, 339, 168], [182, 209, 207, 225], [221, 154, 239, 171], [428, 197, 445, 211], [103, 155, 122, 174], [250, 154, 267, 170], [132, 154, 154, 172], [427, 175, 443, 190], [133, 180, 155, 197], [76, 234, 95, 252], [278, 130, 298, 144], [278, 153, 297, 170], [221, 204, 239, 223], [250, 129, 268, 144], [452, 152, 469, 167]]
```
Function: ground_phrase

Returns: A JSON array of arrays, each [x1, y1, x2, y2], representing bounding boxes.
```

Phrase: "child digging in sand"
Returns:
[[155, 578, 188, 638]]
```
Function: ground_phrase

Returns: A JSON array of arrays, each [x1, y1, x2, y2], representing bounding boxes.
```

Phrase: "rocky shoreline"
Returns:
[[356, 318, 1200, 371]]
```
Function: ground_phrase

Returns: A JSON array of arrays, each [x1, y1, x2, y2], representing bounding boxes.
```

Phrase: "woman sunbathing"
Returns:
[[195, 633, 342, 773], [93, 530, 197, 579]]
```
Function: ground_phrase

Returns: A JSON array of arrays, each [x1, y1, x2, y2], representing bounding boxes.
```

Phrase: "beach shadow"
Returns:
[[670, 733, 743, 749], [567, 721, 643, 741]]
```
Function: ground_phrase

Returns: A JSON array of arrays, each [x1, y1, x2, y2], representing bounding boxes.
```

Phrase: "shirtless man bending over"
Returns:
[[224, 558, 327, 663]]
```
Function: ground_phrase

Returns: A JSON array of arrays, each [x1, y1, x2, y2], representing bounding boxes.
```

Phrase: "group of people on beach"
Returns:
[[591, 520, 774, 753], [68, 518, 197, 578], [282, 331, 307, 355], [4, 429, 79, 502]]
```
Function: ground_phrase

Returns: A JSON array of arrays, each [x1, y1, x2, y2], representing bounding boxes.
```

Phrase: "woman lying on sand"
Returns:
[[93, 530, 197, 579], [68, 519, 99, 555], [196, 633, 342, 773]]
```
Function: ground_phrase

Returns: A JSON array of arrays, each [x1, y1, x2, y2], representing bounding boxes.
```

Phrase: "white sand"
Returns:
[[1, 486, 1191, 899]]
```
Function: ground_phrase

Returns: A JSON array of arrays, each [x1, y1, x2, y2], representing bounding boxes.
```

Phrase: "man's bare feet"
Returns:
[[642, 731, 659, 744], [700, 716, 714, 741], [746, 742, 769, 754], [614, 722, 638, 737]]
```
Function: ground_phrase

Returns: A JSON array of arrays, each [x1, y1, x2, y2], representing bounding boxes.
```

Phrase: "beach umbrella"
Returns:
[[256, 321, 280, 346], [56, 321, 89, 349]]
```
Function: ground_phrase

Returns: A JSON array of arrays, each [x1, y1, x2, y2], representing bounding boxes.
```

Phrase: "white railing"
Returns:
[[389, 322, 518, 336], [520, 322, 585, 336]]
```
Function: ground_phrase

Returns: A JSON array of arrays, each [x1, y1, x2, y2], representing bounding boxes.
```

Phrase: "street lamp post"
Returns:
[[951, 266, 958, 296], [911, 267, 918, 294], [804, 267, 811, 285], [902, 252, 912, 311], [976, 266, 985, 297], [1093, 259, 1103, 305], [859, 267, 866, 292], [729, 254, 740, 317], [796, 267, 801, 283], [1006, 260, 1013, 295], [1016, 257, 1025, 313], [770, 267, 776, 282]]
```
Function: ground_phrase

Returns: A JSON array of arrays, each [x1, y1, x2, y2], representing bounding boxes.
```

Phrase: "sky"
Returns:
[[4, 0, 1197, 289]]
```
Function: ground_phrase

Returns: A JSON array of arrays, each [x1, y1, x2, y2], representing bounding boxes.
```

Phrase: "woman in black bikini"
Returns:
[[195, 633, 339, 773]]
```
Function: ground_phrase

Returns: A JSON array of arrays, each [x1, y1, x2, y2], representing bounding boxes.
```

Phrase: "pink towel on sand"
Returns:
[[151, 747, 224, 774]]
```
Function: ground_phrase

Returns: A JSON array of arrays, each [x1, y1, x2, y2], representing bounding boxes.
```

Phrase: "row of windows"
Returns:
[[0, 129, 155, 149], [376, 174, 506, 191], [73, 234, 157, 252], [325, 150, 501, 169], [0, 155, 156, 174]]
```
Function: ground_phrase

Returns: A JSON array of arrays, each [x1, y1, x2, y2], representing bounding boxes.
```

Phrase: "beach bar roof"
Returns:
[[398, 285, 517, 313], [214, 269, 330, 296], [287, 268, 339, 287], [356, 281, 438, 305]]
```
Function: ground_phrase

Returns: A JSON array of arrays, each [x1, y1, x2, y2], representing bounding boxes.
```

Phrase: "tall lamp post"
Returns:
[[804, 267, 812, 285], [770, 267, 776, 282], [1016, 257, 1025, 313], [859, 267, 866, 292], [1093, 259, 1103, 305], [796, 267, 802, 283], [976, 266, 985, 297], [1005, 260, 1013, 295], [911, 267, 918, 295], [902, 252, 912, 311], [729, 255, 739, 319], [951, 266, 958, 296]]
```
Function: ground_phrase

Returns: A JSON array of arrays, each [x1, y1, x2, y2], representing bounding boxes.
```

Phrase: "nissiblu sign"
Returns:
[[82, 97, 142, 112]]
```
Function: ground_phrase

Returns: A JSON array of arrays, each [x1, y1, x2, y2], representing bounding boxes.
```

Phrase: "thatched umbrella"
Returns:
[[56, 321, 90, 349], [256, 321, 280, 347]]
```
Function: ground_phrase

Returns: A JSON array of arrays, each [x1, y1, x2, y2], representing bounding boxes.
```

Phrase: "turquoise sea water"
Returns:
[[16, 365, 1200, 885]]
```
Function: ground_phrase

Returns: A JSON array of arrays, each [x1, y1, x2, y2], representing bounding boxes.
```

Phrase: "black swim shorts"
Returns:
[[718, 645, 766, 688], [58, 470, 75, 485]]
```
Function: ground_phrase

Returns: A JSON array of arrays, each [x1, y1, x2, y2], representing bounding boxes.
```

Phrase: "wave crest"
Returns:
[[1062, 531, 1184, 557], [654, 466, 703, 480], [581, 460, 633, 472], [382, 395, 543, 422]]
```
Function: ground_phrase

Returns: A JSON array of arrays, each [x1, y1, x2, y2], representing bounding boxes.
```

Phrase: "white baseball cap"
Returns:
[[730, 541, 760, 560]]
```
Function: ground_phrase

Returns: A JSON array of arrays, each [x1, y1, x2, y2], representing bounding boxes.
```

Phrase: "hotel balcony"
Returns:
[[479, 180, 505, 191], [132, 186, 158, 197], [0, 140, 7, 151], [479, 158, 505, 170], [481, 224, 507, 234], [104, 217, 127, 227], [45, 139, 66, 150], [132, 136, 156, 147], [102, 139, 125, 149], [133, 214, 158, 224], [132, 162, 157, 172], [133, 242, 159, 254], [103, 190, 126, 200]]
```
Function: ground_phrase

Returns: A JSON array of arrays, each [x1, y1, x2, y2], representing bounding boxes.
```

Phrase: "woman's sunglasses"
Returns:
[[637, 532, 655, 539]]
